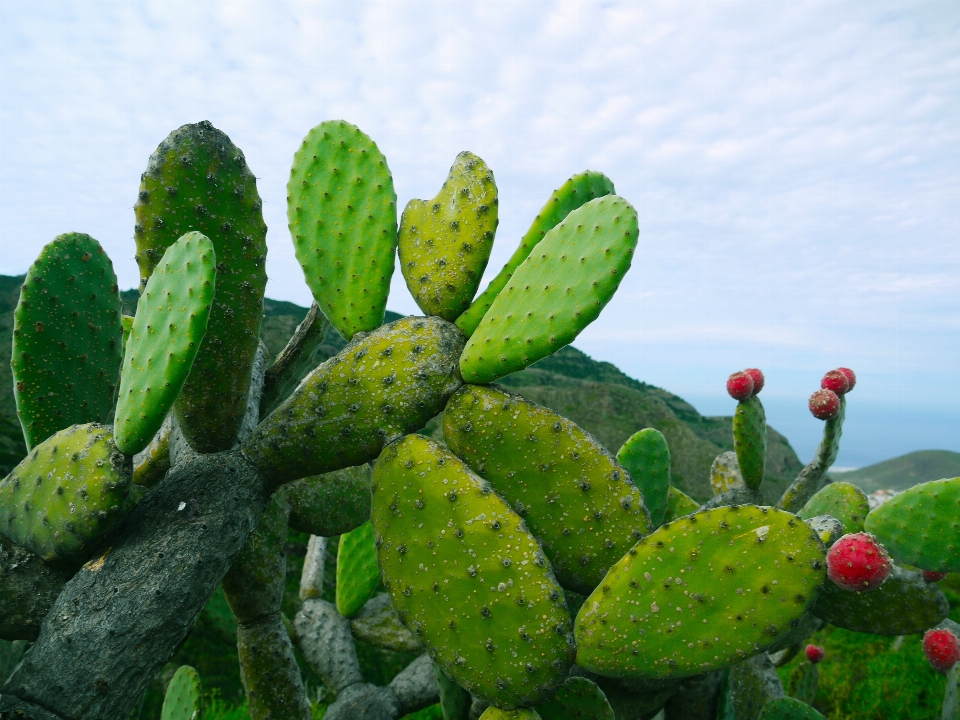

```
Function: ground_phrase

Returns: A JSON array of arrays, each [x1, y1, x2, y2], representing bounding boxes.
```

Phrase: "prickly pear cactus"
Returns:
[[371, 434, 575, 709], [160, 664, 203, 720], [0, 423, 131, 563], [11, 232, 123, 450], [443, 384, 651, 594], [114, 232, 216, 455], [460, 195, 637, 384], [532, 676, 615, 719], [243, 315, 465, 484], [617, 428, 671, 527], [135, 120, 267, 453], [864, 477, 960, 572], [798, 482, 869, 535], [575, 505, 827, 679], [757, 696, 825, 720], [288, 120, 397, 340], [734, 396, 766, 491], [336, 521, 381, 618], [457, 170, 615, 337], [399, 151, 498, 321]]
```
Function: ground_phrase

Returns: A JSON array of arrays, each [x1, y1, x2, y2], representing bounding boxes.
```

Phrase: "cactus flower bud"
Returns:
[[836, 367, 856, 391], [826, 532, 892, 591], [744, 368, 765, 395], [809, 389, 840, 420], [923, 628, 960, 673], [726, 371, 754, 400], [821, 369, 851, 395], [805, 644, 825, 664]]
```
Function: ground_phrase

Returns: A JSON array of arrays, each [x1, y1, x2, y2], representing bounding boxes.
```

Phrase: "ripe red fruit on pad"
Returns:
[[923, 570, 949, 583], [744, 368, 765, 395], [836, 367, 856, 391], [826, 532, 892, 591], [809, 389, 841, 420], [821, 369, 851, 395], [923, 628, 960, 673], [805, 644, 825, 664], [727, 371, 754, 400]]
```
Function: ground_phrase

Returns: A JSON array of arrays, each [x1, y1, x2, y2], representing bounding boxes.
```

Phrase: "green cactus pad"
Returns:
[[533, 676, 615, 720], [456, 171, 615, 337], [863, 477, 960, 572], [787, 661, 818, 705], [398, 151, 498, 321], [811, 565, 948, 635], [663, 487, 700, 523], [285, 464, 372, 537], [12, 233, 122, 450], [443, 385, 652, 594], [734, 396, 766, 491], [617, 428, 671, 527], [243, 316, 465, 484], [575, 505, 827, 680], [135, 120, 267, 453], [372, 435, 575, 709], [336, 521, 381, 618], [288, 120, 397, 340], [798, 482, 869, 535], [459, 195, 637, 384], [115, 232, 216, 455], [478, 709, 542, 720], [161, 664, 203, 720], [121, 314, 134, 349], [757, 696, 825, 720], [0, 423, 131, 563], [435, 663, 473, 720], [710, 451, 744, 495]]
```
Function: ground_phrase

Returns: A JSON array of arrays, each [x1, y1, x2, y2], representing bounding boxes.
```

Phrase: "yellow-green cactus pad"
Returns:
[[457, 171, 615, 337], [444, 385, 651, 594], [399, 151, 498, 321], [288, 120, 397, 340], [372, 435, 575, 709], [575, 505, 826, 680], [0, 423, 131, 563], [734, 396, 766, 491], [617, 428, 671, 527], [811, 565, 948, 635], [798, 482, 869, 535], [710, 451, 744, 495], [121, 315, 134, 350], [115, 232, 216, 455], [662, 486, 700, 523], [12, 233, 122, 450], [460, 196, 637, 384], [533, 676, 614, 720], [864, 477, 960, 572], [758, 697, 825, 720], [243, 316, 465, 484], [337, 521, 380, 618], [160, 665, 203, 720], [479, 709, 541, 720], [135, 121, 267, 453]]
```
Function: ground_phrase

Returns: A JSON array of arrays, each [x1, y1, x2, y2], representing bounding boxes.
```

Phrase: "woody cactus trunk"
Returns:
[[1, 118, 958, 720]]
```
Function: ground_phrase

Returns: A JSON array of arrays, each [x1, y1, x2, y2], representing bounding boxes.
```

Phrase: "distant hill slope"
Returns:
[[833, 450, 960, 493], [2, 276, 802, 502]]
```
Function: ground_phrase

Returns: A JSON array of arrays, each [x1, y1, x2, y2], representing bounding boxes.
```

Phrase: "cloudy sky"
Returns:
[[1, 0, 958, 467]]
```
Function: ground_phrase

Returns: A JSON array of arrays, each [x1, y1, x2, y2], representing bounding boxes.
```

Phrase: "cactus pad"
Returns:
[[399, 151, 498, 320], [286, 464, 372, 537], [863, 477, 960, 572], [663, 487, 700, 523], [757, 696, 825, 720], [288, 120, 397, 340], [115, 232, 216, 455], [734, 396, 766, 490], [244, 316, 465, 484], [575, 505, 827, 680], [161, 664, 203, 720], [798, 482, 869, 535], [812, 565, 948, 635], [533, 676, 615, 719], [434, 663, 473, 720], [617, 428, 671, 527], [459, 195, 637, 384], [456, 171, 615, 337], [12, 233, 122, 450], [0, 423, 131, 564], [372, 435, 575, 709], [337, 521, 381, 618], [135, 120, 267, 453], [478, 709, 542, 720], [443, 385, 652, 594], [710, 451, 745, 495]]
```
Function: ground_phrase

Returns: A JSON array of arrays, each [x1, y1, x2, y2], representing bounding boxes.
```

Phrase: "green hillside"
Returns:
[[833, 449, 960, 493]]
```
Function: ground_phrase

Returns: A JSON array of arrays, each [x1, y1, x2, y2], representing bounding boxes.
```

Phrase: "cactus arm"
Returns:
[[299, 535, 327, 601], [389, 653, 440, 717], [285, 464, 372, 537], [132, 415, 172, 489], [0, 534, 69, 641], [294, 598, 365, 694], [260, 302, 330, 417], [727, 653, 785, 720], [778, 397, 845, 513], [350, 593, 421, 652], [662, 672, 722, 720]]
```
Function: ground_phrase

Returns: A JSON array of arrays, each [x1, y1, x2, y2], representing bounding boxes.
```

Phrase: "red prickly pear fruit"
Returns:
[[837, 367, 856, 391], [923, 628, 960, 673], [805, 644, 825, 664], [727, 371, 754, 400], [923, 570, 948, 583], [809, 389, 840, 420], [744, 368, 765, 395], [826, 532, 892, 591], [821, 369, 851, 395]]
